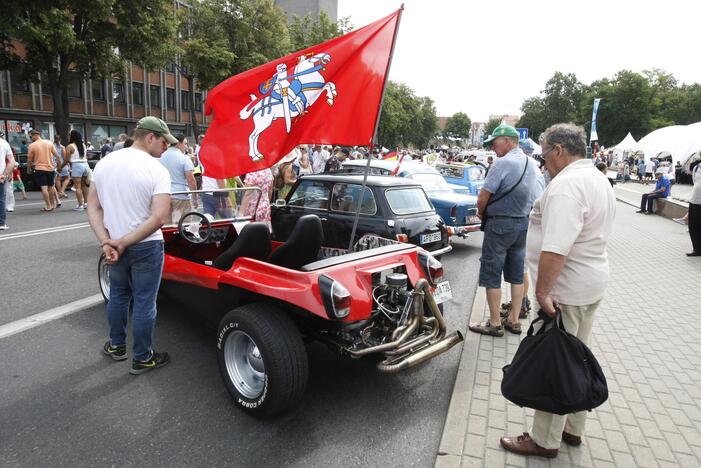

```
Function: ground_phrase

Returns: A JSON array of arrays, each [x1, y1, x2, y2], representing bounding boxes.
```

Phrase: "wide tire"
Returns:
[[216, 302, 309, 417], [97, 254, 110, 304]]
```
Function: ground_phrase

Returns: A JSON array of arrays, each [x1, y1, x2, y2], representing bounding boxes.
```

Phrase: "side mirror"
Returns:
[[274, 199, 286, 207]]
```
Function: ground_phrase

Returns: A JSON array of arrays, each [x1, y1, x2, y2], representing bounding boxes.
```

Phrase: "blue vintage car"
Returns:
[[434, 163, 486, 196], [340, 160, 481, 237]]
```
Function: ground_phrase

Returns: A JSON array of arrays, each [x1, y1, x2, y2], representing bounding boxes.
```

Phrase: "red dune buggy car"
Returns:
[[97, 187, 463, 417]]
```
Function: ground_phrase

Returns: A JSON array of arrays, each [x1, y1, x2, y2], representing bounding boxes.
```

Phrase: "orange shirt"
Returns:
[[28, 139, 56, 172]]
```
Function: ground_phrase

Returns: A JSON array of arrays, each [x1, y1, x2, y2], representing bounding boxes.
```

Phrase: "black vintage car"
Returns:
[[271, 174, 452, 257]]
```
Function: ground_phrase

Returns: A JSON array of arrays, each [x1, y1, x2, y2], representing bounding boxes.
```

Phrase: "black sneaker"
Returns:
[[102, 340, 127, 361], [129, 351, 170, 375]]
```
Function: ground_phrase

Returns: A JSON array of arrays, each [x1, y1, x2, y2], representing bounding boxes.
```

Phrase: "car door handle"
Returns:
[[319, 217, 327, 221]]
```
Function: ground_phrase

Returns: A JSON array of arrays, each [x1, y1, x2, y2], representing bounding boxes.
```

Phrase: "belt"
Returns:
[[487, 215, 527, 219]]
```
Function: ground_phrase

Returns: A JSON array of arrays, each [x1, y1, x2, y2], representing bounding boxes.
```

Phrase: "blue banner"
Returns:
[[590, 98, 601, 142]]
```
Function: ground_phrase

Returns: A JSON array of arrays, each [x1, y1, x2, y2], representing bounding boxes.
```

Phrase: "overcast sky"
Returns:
[[338, 0, 700, 122]]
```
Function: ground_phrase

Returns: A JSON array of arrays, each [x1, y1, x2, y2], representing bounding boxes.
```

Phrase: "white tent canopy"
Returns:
[[613, 132, 637, 151], [633, 122, 701, 166]]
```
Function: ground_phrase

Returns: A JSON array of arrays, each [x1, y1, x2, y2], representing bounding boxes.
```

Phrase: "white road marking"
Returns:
[[0, 222, 90, 241], [0, 294, 104, 339]]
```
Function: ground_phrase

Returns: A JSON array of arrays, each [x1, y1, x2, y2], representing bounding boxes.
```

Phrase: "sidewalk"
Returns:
[[436, 201, 701, 467], [606, 170, 693, 208]]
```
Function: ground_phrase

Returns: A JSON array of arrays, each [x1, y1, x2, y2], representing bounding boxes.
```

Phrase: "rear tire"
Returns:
[[216, 302, 308, 417]]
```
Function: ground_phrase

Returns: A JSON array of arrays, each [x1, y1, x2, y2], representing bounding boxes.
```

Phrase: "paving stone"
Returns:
[[470, 399, 488, 417], [604, 430, 628, 452], [663, 431, 692, 455], [484, 447, 505, 467], [434, 454, 461, 468], [647, 438, 676, 462], [504, 451, 526, 467], [591, 459, 615, 468], [588, 438, 613, 462], [460, 455, 483, 468], [651, 413, 678, 433], [463, 434, 486, 459], [467, 415, 486, 435], [487, 409, 506, 430], [611, 451, 637, 467], [629, 444, 658, 468], [620, 424, 646, 446]]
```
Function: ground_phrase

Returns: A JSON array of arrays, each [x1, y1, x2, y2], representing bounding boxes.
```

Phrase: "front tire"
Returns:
[[98, 254, 110, 304], [216, 302, 309, 417]]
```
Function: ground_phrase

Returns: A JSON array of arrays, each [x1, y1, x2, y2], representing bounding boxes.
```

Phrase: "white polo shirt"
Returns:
[[93, 148, 171, 243], [526, 158, 616, 305]]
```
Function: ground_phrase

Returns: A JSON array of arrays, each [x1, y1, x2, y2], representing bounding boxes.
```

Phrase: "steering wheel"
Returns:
[[178, 211, 212, 244]]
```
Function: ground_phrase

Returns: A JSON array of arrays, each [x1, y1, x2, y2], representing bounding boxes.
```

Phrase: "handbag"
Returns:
[[84, 166, 93, 186], [480, 157, 529, 231], [501, 310, 608, 415]]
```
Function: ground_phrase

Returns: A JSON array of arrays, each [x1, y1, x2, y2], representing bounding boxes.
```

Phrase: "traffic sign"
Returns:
[[517, 128, 529, 140]]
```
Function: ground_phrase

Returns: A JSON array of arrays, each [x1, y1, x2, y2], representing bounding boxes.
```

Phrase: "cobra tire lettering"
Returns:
[[216, 321, 239, 349]]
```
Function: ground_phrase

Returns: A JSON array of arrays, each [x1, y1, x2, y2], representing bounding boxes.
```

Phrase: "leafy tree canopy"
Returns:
[[444, 112, 472, 139], [378, 81, 437, 149]]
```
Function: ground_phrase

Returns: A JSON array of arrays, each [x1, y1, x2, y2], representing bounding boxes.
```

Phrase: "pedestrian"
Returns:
[[485, 155, 494, 176], [27, 129, 59, 211], [5, 157, 15, 213], [100, 138, 113, 157], [644, 158, 654, 185], [242, 168, 274, 231], [86, 116, 174, 374], [500, 123, 616, 459], [0, 132, 14, 229], [158, 133, 198, 223], [66, 130, 90, 211], [201, 169, 233, 220], [637, 159, 646, 183], [112, 133, 129, 151], [312, 144, 330, 173], [296, 147, 313, 176], [623, 161, 630, 183], [596, 162, 615, 187], [324, 146, 346, 172], [637, 168, 670, 215], [12, 162, 27, 201], [685, 161, 701, 256], [53, 135, 70, 200], [468, 123, 544, 337], [19, 140, 29, 154], [275, 156, 298, 200]]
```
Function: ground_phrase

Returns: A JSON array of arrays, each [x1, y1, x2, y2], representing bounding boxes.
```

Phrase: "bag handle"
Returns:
[[527, 307, 567, 336]]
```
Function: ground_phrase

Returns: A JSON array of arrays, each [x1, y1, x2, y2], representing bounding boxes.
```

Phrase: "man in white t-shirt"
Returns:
[[500, 124, 616, 459], [644, 159, 655, 185], [0, 133, 15, 230], [87, 116, 174, 375]]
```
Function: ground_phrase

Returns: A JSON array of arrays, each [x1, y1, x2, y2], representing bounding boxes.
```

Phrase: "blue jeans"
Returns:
[[107, 240, 164, 361], [0, 181, 6, 225], [640, 193, 666, 213], [202, 193, 232, 219], [479, 216, 529, 289]]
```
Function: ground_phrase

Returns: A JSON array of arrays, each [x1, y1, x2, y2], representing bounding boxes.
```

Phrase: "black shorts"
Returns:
[[34, 170, 55, 187]]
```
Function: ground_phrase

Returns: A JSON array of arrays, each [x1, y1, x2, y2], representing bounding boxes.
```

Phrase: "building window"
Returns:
[[166, 88, 175, 109], [181, 90, 190, 111], [150, 85, 161, 107], [195, 92, 202, 112], [67, 74, 83, 98], [113, 81, 125, 104], [165, 62, 176, 73], [92, 80, 105, 101], [10, 68, 29, 93], [133, 82, 143, 105]]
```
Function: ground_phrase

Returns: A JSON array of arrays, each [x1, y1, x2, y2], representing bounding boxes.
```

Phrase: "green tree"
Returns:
[[0, 0, 175, 142], [516, 97, 548, 141], [377, 81, 437, 148], [484, 117, 503, 137], [444, 112, 472, 140], [214, 0, 291, 75], [176, 1, 236, 138], [288, 11, 352, 52]]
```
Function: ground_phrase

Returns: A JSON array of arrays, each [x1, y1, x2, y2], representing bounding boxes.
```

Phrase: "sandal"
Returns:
[[40, 207, 54, 212], [468, 320, 504, 337], [502, 318, 522, 335]]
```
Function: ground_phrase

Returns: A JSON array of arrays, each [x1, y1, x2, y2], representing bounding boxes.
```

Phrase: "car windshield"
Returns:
[[385, 187, 433, 214], [405, 173, 452, 192], [164, 186, 262, 227]]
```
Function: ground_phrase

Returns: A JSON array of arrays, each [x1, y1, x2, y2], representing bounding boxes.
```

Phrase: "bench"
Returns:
[[655, 198, 688, 220]]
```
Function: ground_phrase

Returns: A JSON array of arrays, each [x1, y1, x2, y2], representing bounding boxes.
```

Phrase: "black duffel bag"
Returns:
[[501, 309, 608, 415]]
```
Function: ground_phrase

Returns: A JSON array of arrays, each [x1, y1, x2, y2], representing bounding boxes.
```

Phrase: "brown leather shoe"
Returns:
[[562, 431, 582, 446], [500, 433, 558, 458]]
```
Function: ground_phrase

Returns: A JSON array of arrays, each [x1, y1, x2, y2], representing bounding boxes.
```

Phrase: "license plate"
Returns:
[[420, 231, 442, 244], [433, 281, 452, 304], [466, 215, 481, 224]]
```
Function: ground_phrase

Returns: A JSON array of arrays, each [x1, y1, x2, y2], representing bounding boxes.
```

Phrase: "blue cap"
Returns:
[[519, 139, 535, 155]]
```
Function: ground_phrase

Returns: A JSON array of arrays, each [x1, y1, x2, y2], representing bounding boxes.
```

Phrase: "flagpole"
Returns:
[[348, 5, 404, 251]]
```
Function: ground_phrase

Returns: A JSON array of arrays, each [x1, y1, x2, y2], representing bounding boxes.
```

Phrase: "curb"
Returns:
[[435, 285, 483, 468]]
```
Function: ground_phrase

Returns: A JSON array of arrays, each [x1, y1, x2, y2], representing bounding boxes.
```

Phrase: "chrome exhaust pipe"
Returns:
[[376, 330, 464, 373]]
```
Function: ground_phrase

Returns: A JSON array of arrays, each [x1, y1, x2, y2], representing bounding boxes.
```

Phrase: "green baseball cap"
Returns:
[[482, 123, 520, 147], [136, 116, 178, 144]]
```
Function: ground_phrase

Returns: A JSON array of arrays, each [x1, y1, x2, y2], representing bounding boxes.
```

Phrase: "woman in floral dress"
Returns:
[[243, 168, 273, 231]]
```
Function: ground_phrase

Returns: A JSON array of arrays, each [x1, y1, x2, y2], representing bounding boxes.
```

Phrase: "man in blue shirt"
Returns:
[[159, 134, 197, 223], [637, 168, 670, 214], [469, 123, 545, 337]]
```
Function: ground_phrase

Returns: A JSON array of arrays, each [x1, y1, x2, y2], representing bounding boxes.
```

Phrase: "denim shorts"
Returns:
[[71, 162, 89, 178], [478, 216, 529, 289]]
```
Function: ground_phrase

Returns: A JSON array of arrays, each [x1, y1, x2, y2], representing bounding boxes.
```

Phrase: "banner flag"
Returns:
[[199, 9, 402, 178], [590, 98, 601, 142]]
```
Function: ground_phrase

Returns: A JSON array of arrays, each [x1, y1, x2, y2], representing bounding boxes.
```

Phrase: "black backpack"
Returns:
[[501, 310, 608, 415]]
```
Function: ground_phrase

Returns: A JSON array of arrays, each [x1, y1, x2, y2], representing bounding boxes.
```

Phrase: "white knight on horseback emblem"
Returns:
[[239, 52, 338, 161]]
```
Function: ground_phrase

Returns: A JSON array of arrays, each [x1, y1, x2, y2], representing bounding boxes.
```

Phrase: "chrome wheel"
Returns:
[[99, 256, 110, 301], [224, 330, 266, 399]]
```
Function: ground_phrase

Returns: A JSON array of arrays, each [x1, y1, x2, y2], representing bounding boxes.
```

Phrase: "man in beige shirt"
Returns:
[[27, 129, 59, 211]]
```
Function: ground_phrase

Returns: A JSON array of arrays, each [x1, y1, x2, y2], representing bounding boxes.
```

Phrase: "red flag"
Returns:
[[199, 8, 402, 178]]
